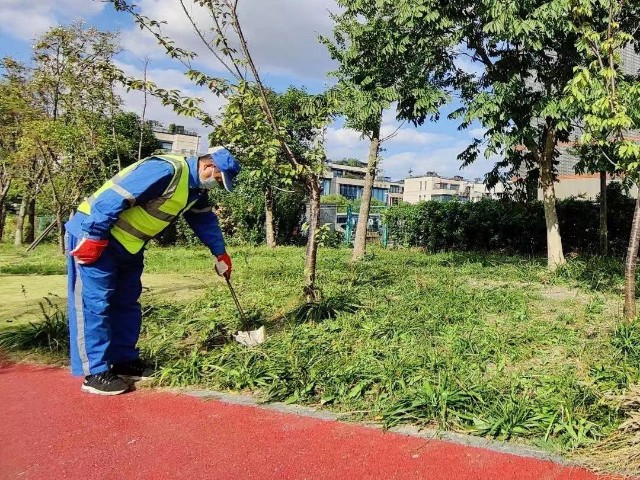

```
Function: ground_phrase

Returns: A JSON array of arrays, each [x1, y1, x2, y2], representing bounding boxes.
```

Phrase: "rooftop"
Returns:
[[152, 124, 199, 137]]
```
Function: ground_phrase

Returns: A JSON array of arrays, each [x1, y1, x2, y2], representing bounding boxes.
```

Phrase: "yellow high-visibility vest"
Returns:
[[77, 155, 195, 254]]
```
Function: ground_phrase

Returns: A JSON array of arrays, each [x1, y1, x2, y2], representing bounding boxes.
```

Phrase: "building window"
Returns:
[[432, 194, 454, 202], [160, 141, 173, 151], [339, 184, 363, 200], [372, 187, 387, 203], [322, 179, 332, 195]]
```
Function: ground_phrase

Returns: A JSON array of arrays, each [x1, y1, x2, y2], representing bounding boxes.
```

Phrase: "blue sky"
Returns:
[[0, 0, 496, 181]]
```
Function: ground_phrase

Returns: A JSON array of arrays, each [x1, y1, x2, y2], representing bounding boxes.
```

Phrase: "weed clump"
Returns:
[[287, 293, 362, 324], [0, 298, 68, 353]]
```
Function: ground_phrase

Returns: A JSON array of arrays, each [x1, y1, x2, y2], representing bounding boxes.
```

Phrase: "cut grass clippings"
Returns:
[[2, 242, 639, 472]]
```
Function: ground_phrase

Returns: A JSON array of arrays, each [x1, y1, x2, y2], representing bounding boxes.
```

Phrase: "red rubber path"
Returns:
[[0, 363, 617, 479]]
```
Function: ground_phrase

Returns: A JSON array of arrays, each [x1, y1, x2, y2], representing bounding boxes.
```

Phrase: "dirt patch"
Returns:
[[0, 273, 210, 326]]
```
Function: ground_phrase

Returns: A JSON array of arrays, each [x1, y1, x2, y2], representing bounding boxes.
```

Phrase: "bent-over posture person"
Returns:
[[65, 147, 240, 395]]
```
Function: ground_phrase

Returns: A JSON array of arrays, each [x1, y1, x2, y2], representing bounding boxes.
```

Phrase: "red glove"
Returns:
[[71, 238, 109, 265], [215, 252, 232, 279]]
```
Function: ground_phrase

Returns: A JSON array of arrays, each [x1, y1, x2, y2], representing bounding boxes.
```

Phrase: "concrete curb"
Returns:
[[175, 386, 571, 466]]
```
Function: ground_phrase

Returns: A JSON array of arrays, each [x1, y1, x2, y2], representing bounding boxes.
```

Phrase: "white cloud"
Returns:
[[381, 143, 499, 181], [0, 0, 104, 41], [325, 127, 369, 160], [118, 0, 338, 81], [453, 53, 485, 78], [381, 125, 452, 145], [469, 127, 487, 139], [114, 59, 227, 153]]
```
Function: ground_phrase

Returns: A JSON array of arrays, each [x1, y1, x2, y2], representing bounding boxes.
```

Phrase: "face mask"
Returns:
[[199, 176, 219, 190]]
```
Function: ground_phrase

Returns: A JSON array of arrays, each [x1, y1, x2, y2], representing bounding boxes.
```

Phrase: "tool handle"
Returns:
[[225, 277, 249, 328]]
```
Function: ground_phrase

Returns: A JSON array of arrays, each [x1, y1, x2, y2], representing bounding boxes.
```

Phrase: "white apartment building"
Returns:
[[527, 45, 640, 200], [321, 162, 404, 206], [153, 124, 201, 156], [402, 173, 503, 204]]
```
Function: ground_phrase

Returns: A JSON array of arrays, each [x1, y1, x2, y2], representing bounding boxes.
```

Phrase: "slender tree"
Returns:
[[563, 0, 640, 318], [110, 0, 334, 300], [322, 0, 454, 260], [441, 0, 595, 270], [210, 86, 319, 248], [138, 56, 150, 162]]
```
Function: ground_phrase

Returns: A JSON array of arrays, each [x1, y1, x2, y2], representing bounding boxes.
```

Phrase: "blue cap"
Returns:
[[208, 146, 241, 192]]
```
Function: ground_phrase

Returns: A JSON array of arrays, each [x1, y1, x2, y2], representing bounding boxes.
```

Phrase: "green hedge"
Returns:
[[385, 186, 635, 256]]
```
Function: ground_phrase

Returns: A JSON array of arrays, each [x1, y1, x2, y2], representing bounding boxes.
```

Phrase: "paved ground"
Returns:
[[0, 363, 619, 480]]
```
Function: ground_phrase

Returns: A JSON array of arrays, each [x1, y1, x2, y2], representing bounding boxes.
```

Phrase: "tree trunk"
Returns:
[[352, 118, 382, 261], [0, 177, 10, 241], [0, 203, 6, 242], [14, 194, 28, 246], [55, 207, 65, 254], [139, 57, 149, 162], [25, 198, 36, 243], [624, 187, 640, 320], [56, 208, 65, 255], [265, 185, 276, 248], [304, 177, 321, 302], [538, 129, 565, 271], [599, 170, 608, 256]]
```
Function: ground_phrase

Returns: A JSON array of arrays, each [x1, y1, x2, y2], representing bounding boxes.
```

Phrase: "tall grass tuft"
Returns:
[[287, 293, 362, 323], [0, 298, 68, 352]]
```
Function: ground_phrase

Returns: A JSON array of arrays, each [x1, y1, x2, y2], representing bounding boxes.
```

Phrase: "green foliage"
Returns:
[[612, 322, 640, 363], [445, 0, 582, 186], [132, 246, 632, 451], [321, 193, 385, 214], [212, 172, 307, 246], [563, 0, 640, 175], [99, 112, 160, 170], [322, 0, 454, 129], [0, 242, 66, 274], [385, 192, 635, 255], [303, 223, 344, 248], [209, 85, 321, 245], [156, 172, 307, 247]]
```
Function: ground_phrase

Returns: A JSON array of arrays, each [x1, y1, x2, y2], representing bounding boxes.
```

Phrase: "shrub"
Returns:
[[385, 187, 635, 256]]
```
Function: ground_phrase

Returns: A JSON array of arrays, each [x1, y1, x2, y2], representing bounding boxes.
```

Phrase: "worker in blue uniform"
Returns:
[[65, 147, 240, 395]]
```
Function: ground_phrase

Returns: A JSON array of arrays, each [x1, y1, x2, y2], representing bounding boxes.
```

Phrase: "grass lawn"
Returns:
[[1, 241, 639, 460]]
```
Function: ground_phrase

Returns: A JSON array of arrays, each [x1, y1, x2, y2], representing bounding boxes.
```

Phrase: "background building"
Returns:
[[532, 44, 640, 200], [152, 124, 201, 156], [402, 173, 503, 204], [321, 162, 404, 206]]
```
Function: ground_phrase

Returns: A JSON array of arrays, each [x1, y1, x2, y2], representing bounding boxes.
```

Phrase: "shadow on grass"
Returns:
[[434, 251, 548, 268], [554, 256, 628, 294]]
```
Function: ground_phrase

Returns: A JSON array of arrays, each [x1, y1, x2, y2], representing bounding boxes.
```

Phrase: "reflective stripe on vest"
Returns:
[[77, 155, 193, 254]]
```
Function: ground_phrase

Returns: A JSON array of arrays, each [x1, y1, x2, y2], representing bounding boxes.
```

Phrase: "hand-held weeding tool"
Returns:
[[216, 260, 265, 347]]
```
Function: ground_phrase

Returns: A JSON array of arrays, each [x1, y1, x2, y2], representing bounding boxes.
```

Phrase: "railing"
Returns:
[[152, 127, 199, 137]]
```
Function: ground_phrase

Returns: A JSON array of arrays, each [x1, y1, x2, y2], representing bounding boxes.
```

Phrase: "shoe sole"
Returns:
[[81, 384, 128, 395], [116, 374, 153, 382]]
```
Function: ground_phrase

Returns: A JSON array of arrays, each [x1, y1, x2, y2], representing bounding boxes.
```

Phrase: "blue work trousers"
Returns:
[[66, 233, 144, 376]]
